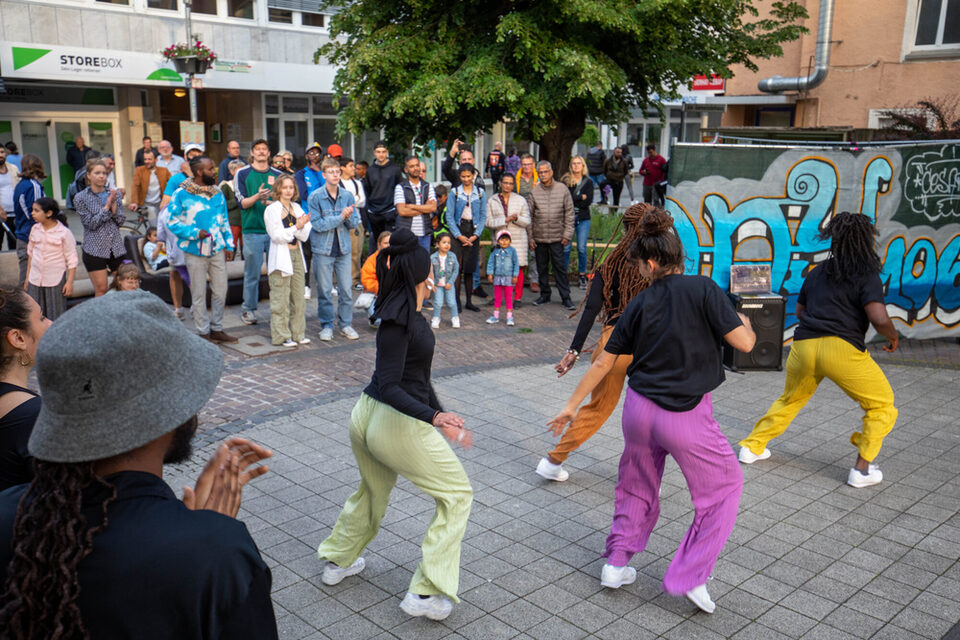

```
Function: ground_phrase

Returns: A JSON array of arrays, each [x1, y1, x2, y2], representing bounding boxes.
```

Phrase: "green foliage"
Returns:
[[316, 0, 807, 166], [579, 124, 600, 147]]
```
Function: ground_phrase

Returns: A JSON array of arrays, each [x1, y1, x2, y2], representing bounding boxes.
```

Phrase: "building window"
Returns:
[[914, 0, 960, 46], [265, 94, 279, 114], [147, 0, 177, 9], [96, 0, 130, 5], [192, 0, 217, 14], [269, 8, 293, 22], [228, 0, 255, 19], [302, 11, 325, 27]]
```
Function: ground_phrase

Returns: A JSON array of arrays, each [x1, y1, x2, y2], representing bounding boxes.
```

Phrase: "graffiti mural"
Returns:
[[667, 142, 960, 341]]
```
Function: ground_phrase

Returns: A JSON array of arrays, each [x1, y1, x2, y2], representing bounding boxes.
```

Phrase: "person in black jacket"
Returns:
[[316, 229, 474, 622], [362, 142, 403, 253]]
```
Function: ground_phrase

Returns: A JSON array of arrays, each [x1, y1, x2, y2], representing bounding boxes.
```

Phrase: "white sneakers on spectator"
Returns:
[[304, 286, 311, 300], [600, 563, 636, 589], [738, 447, 771, 464], [321, 557, 365, 586], [847, 464, 883, 488], [431, 317, 441, 329], [399, 593, 453, 620], [341, 327, 359, 340], [319, 328, 334, 341], [298, 337, 311, 345], [281, 339, 296, 348], [685, 584, 716, 613], [451, 317, 460, 329], [536, 457, 569, 482], [241, 310, 257, 325]]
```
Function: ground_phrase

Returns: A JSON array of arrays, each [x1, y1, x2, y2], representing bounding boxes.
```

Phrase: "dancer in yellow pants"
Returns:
[[739, 212, 898, 488], [537, 203, 649, 482]]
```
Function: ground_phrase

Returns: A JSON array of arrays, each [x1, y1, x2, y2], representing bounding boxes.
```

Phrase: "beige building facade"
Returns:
[[718, 0, 960, 131]]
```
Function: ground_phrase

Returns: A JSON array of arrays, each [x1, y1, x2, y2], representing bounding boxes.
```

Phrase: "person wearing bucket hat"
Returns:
[[0, 291, 277, 639], [316, 228, 474, 622]]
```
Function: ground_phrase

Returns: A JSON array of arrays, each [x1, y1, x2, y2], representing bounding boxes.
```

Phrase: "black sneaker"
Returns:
[[465, 303, 481, 312], [422, 299, 434, 309], [561, 299, 577, 311], [578, 275, 588, 290], [472, 286, 489, 298], [533, 297, 551, 306], [513, 300, 523, 308]]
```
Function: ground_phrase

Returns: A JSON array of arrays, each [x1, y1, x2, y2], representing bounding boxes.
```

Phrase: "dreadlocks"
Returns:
[[819, 212, 882, 283], [0, 462, 116, 640], [587, 203, 652, 324]]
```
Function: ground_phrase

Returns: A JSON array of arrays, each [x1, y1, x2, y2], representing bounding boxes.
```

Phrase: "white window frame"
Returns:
[[903, 0, 960, 60]]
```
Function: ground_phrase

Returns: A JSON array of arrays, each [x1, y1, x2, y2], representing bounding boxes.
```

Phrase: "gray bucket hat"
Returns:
[[29, 290, 223, 463]]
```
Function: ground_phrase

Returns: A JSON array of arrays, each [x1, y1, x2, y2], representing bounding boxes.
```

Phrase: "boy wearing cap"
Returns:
[[0, 291, 276, 639]]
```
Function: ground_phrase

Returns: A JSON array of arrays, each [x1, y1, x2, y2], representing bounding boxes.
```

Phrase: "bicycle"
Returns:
[[120, 206, 151, 236]]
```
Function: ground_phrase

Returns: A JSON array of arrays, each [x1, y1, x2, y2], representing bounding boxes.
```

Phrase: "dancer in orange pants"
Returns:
[[536, 203, 649, 482]]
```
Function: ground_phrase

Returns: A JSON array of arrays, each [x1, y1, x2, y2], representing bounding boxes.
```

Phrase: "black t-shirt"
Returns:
[[793, 261, 884, 351], [605, 274, 742, 412], [0, 383, 40, 492], [0, 471, 278, 639], [364, 315, 442, 423]]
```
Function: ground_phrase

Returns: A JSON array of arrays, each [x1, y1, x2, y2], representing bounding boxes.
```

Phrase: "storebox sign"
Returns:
[[0, 41, 335, 92]]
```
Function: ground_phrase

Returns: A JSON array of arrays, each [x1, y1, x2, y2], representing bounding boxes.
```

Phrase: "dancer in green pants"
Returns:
[[316, 229, 474, 621]]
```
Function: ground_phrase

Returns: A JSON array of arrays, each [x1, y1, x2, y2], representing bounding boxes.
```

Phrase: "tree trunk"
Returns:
[[536, 105, 586, 178]]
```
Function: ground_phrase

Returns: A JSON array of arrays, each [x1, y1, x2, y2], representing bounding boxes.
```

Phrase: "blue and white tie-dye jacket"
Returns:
[[166, 179, 235, 257]]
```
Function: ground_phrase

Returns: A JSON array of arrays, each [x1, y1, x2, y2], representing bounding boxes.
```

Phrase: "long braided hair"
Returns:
[[0, 462, 117, 640], [582, 203, 652, 324], [818, 212, 882, 283]]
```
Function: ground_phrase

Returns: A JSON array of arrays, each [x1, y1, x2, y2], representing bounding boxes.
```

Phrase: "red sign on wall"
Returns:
[[691, 74, 725, 92]]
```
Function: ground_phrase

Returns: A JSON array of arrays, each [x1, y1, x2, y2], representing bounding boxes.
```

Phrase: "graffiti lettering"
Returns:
[[669, 144, 960, 341]]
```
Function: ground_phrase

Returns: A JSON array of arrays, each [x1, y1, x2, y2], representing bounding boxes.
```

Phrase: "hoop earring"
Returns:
[[17, 352, 32, 367]]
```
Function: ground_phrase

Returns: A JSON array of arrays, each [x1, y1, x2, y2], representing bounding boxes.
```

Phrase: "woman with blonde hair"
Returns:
[[264, 173, 312, 347], [561, 155, 594, 289]]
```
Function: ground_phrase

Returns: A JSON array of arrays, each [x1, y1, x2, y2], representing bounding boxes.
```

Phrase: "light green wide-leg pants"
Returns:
[[317, 393, 473, 602]]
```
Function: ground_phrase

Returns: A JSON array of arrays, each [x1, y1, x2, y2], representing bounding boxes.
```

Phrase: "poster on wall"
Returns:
[[667, 142, 960, 341]]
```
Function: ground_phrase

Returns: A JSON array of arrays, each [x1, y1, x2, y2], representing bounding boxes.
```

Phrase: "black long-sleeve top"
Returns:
[[364, 316, 443, 423], [569, 271, 624, 353]]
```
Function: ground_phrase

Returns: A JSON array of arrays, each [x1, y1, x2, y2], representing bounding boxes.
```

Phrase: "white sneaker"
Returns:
[[298, 337, 312, 345], [600, 563, 636, 589], [738, 447, 771, 464], [685, 583, 716, 614], [431, 317, 441, 329], [319, 328, 334, 341], [281, 339, 297, 348], [304, 286, 311, 300], [536, 457, 569, 482], [331, 288, 338, 297], [340, 326, 359, 340], [241, 310, 257, 325], [399, 592, 453, 621], [451, 317, 460, 328], [847, 464, 883, 488], [174, 307, 186, 320], [321, 557, 365, 586]]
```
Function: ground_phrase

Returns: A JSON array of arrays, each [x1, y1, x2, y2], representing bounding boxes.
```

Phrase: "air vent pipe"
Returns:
[[758, 0, 833, 93]]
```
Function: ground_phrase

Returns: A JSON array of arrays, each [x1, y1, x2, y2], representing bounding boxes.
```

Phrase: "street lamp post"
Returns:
[[184, 0, 198, 122]]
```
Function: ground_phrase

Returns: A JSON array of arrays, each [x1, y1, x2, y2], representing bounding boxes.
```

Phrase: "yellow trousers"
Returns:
[[549, 325, 633, 463], [740, 335, 896, 462]]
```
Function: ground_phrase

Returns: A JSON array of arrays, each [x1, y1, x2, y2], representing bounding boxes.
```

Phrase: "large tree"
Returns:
[[316, 1, 807, 175]]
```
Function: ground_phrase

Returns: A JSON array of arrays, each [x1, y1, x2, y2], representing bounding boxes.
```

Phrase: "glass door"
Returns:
[[54, 123, 83, 199], [282, 118, 308, 170], [20, 121, 55, 197]]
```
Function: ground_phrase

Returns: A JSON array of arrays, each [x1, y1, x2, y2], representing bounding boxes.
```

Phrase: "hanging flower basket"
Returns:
[[162, 42, 217, 75]]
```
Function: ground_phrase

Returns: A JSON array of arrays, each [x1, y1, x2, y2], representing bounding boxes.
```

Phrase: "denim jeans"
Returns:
[[589, 174, 606, 202], [316, 253, 353, 329], [417, 234, 431, 253], [575, 218, 591, 274], [432, 284, 459, 320], [241, 232, 269, 312]]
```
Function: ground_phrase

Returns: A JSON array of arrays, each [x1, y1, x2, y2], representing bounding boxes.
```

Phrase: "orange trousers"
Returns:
[[549, 325, 633, 464]]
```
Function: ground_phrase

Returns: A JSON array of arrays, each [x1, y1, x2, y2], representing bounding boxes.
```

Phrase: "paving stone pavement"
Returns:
[[166, 325, 960, 639]]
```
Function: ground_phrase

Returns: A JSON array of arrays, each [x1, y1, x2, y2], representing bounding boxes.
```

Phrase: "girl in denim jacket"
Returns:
[[485, 230, 520, 326], [430, 233, 460, 329]]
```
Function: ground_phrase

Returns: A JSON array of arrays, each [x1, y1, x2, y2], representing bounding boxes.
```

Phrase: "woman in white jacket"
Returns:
[[265, 174, 312, 347], [485, 173, 531, 305]]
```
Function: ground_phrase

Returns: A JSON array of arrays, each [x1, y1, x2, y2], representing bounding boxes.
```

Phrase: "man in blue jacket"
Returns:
[[309, 157, 361, 342]]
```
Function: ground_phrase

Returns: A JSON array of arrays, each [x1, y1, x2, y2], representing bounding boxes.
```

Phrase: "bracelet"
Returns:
[[567, 349, 580, 359]]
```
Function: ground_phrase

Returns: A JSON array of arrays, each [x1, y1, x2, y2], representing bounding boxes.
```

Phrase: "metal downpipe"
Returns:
[[758, 0, 834, 93]]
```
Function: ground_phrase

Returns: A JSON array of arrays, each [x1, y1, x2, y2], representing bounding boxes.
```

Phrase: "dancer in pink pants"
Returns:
[[549, 207, 756, 614]]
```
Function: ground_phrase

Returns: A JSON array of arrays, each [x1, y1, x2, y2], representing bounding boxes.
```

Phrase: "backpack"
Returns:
[[660, 160, 670, 184]]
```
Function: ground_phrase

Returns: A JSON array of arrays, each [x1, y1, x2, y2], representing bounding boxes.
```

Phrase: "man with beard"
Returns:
[[0, 291, 276, 639], [167, 155, 238, 343], [362, 142, 402, 254]]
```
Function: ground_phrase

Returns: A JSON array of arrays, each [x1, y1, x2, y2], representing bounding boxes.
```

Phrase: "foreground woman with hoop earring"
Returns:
[[316, 228, 474, 621], [549, 208, 756, 614], [536, 203, 650, 482]]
